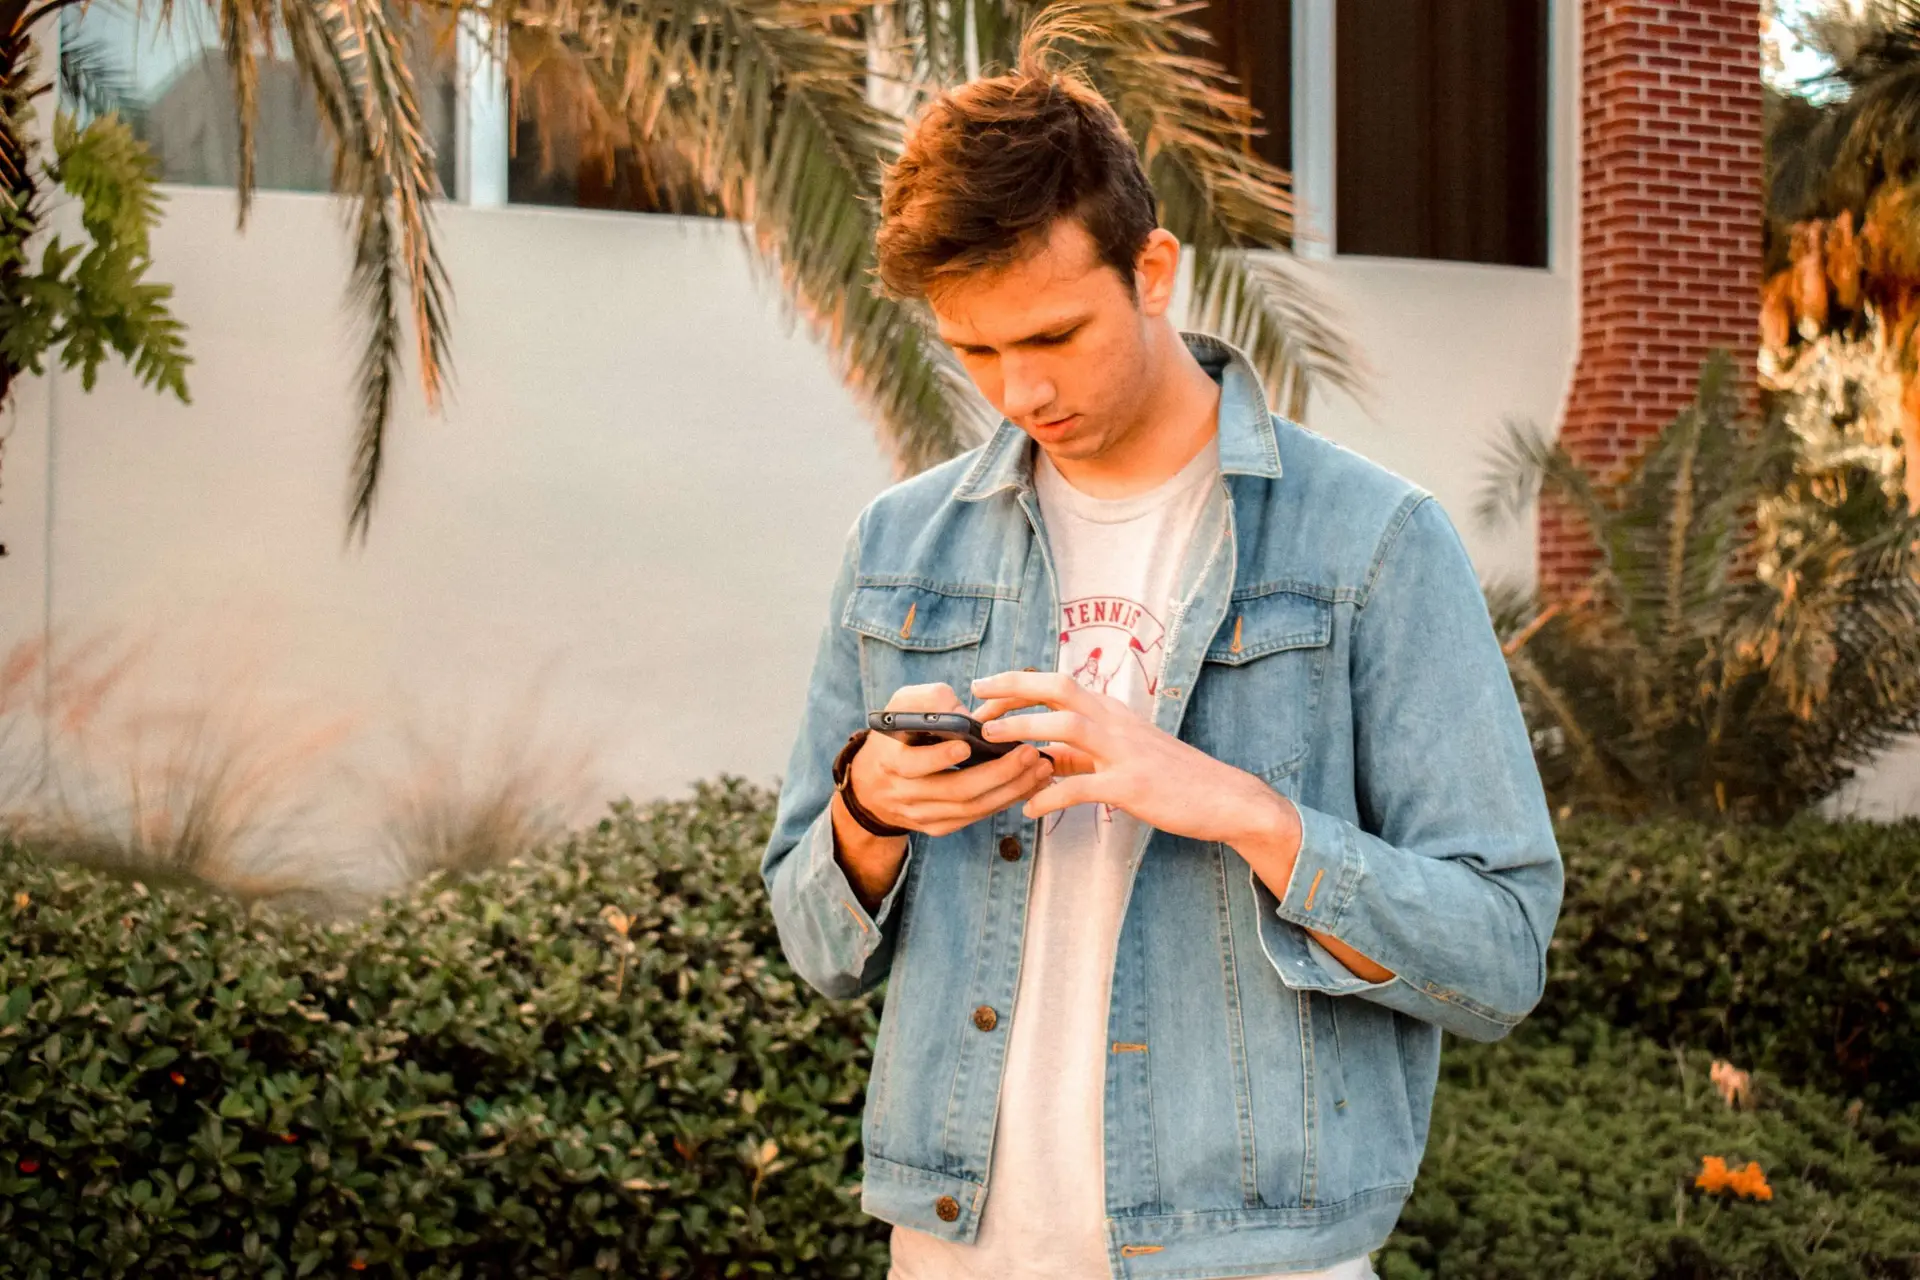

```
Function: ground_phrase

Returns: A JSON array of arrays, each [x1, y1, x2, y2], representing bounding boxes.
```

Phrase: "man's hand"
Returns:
[[968, 670, 1274, 843], [831, 680, 1057, 913], [853, 682, 1056, 838], [972, 669, 1395, 984]]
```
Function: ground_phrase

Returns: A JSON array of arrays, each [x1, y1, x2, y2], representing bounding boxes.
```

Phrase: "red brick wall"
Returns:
[[1540, 0, 1765, 595]]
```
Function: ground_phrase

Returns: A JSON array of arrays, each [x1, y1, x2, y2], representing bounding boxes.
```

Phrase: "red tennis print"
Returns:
[[1046, 595, 1167, 834]]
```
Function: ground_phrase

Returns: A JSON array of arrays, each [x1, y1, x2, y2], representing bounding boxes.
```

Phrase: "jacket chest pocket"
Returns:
[[1188, 587, 1335, 783], [842, 581, 993, 709]]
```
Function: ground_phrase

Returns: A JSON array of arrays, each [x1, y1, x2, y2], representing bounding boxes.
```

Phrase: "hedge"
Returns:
[[0, 778, 887, 1279], [1384, 1017, 1920, 1280], [1539, 816, 1920, 1128], [2, 779, 1917, 1277]]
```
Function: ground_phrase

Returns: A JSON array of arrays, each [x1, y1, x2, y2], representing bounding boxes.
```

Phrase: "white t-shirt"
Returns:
[[888, 435, 1373, 1280]]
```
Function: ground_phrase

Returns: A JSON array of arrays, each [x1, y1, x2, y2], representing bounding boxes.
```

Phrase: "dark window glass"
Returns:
[[1335, 0, 1548, 266], [61, 2, 457, 198], [502, 11, 876, 216], [505, 108, 721, 216], [1188, 0, 1292, 173]]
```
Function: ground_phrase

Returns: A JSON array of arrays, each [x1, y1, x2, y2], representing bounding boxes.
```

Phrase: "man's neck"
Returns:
[[1042, 327, 1222, 500]]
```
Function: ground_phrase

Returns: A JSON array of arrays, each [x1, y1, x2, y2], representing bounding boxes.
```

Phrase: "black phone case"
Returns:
[[867, 710, 1033, 769]]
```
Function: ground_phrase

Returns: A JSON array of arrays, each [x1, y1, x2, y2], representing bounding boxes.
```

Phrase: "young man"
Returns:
[[760, 43, 1563, 1280]]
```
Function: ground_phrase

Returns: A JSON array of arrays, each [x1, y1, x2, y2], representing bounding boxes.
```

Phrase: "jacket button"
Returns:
[[935, 1194, 960, 1221], [998, 835, 1022, 861], [972, 1005, 998, 1032]]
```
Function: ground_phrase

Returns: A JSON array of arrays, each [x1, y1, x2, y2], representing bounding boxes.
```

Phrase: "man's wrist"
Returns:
[[1223, 776, 1304, 900], [830, 790, 907, 912], [1227, 779, 1397, 984]]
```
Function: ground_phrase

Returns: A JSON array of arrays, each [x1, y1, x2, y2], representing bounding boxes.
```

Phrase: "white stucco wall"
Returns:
[[0, 185, 1583, 829]]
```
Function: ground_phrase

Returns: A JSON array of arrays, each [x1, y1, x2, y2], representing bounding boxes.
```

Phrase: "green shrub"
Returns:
[[1381, 1016, 1920, 1280], [0, 776, 886, 1279], [5, 779, 1919, 1279], [1541, 816, 1920, 1127]]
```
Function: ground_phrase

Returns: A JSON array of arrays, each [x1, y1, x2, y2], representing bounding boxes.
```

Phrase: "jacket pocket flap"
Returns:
[[1205, 590, 1333, 665], [844, 583, 991, 653]]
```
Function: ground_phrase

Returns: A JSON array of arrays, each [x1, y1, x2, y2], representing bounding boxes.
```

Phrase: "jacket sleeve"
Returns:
[[1252, 493, 1564, 1043], [760, 511, 917, 1001]]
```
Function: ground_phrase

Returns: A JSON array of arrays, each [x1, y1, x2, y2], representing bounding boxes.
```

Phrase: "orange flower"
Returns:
[[350, 1261, 367, 1271], [1695, 1156, 1773, 1201], [281, 1133, 298, 1144], [169, 1071, 186, 1086]]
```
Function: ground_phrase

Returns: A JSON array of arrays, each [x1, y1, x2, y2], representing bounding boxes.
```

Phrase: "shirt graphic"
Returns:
[[1050, 594, 1167, 833]]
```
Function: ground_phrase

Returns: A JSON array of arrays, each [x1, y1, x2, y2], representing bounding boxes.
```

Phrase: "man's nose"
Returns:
[[999, 357, 1056, 421]]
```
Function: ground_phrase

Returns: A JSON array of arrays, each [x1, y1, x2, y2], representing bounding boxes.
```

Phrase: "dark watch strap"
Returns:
[[833, 729, 912, 838]]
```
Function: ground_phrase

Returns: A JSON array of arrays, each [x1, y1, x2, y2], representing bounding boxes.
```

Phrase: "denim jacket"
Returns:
[[761, 332, 1563, 1278]]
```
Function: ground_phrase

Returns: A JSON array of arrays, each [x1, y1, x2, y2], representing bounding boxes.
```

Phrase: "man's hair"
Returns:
[[873, 44, 1158, 304]]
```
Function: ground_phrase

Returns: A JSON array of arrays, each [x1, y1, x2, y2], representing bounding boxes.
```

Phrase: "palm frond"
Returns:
[[218, 0, 271, 227], [56, 19, 147, 127], [1474, 414, 1610, 533], [724, 3, 993, 472], [887, 0, 970, 108], [1501, 337, 1920, 820], [278, 0, 452, 544]]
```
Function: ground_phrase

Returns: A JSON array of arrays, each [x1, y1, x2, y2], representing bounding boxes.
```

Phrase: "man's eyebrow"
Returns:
[[940, 318, 1090, 351]]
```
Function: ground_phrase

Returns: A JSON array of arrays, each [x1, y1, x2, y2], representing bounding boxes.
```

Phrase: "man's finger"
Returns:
[[981, 709, 1084, 751], [920, 752, 1053, 824], [1023, 773, 1097, 820], [970, 670, 1087, 715], [887, 738, 974, 779], [1038, 743, 1096, 777], [968, 696, 1021, 721], [942, 744, 1045, 803]]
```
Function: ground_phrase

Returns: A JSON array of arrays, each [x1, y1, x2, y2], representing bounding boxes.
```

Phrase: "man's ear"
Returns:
[[1132, 229, 1182, 318]]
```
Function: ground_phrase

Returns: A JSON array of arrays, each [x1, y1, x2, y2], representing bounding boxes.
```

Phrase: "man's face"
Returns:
[[929, 217, 1173, 468]]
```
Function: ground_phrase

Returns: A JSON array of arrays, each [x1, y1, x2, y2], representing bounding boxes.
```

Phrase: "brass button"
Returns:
[[998, 835, 1022, 861], [972, 1005, 998, 1032], [935, 1194, 960, 1221]]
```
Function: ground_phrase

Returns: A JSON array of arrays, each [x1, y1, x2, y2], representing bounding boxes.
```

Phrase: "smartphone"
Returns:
[[867, 710, 1052, 770]]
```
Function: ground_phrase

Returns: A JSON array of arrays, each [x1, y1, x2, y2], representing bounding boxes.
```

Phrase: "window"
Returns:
[[501, 14, 880, 216], [505, 105, 722, 216], [1335, 0, 1549, 266], [59, 1, 458, 197], [1187, 0, 1292, 174]]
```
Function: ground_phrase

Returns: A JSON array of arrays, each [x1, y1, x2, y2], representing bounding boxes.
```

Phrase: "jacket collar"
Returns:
[[952, 330, 1284, 503]]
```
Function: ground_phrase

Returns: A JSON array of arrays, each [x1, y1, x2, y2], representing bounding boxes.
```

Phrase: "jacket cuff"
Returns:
[[1273, 797, 1359, 929], [800, 802, 914, 955], [1259, 801, 1398, 997]]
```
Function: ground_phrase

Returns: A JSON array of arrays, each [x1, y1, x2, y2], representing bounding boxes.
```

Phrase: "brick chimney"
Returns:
[[1540, 0, 1766, 596]]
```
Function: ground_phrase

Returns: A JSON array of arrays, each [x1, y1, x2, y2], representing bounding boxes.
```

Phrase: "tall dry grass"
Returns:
[[0, 623, 609, 913], [364, 670, 607, 886]]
